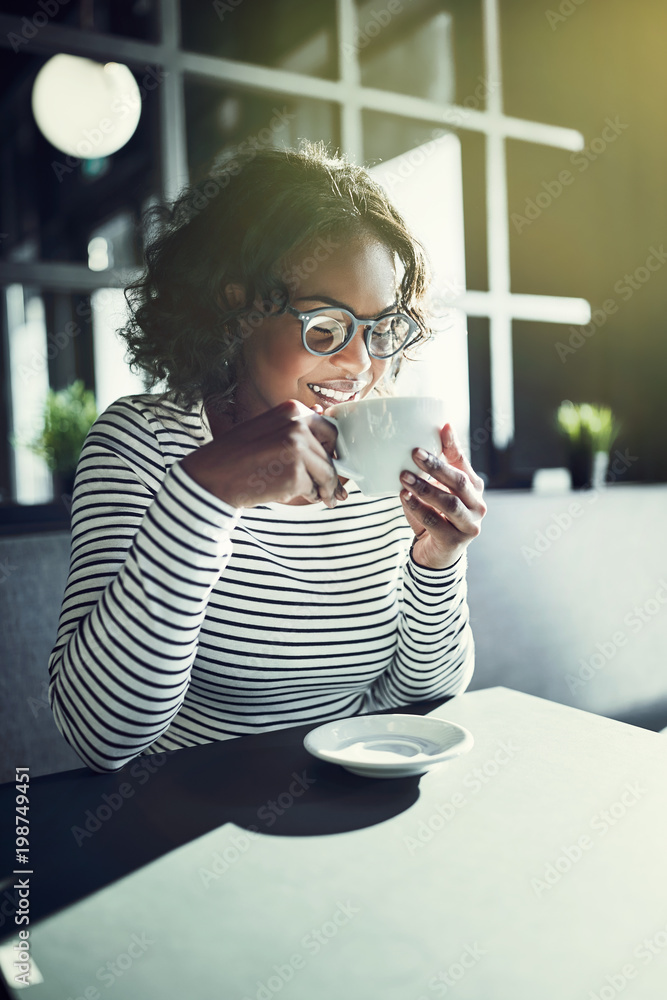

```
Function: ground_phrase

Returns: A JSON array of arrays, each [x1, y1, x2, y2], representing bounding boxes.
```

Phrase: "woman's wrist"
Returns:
[[180, 447, 239, 507], [409, 540, 464, 572]]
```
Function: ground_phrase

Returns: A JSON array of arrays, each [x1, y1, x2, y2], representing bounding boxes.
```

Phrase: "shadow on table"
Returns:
[[0, 698, 447, 932], [136, 729, 424, 843]]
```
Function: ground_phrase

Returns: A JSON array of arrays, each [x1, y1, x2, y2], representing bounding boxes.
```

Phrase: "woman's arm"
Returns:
[[361, 548, 474, 712], [48, 402, 241, 773], [361, 423, 483, 711]]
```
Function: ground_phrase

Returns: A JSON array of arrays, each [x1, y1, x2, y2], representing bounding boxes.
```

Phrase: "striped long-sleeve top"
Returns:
[[48, 393, 475, 772]]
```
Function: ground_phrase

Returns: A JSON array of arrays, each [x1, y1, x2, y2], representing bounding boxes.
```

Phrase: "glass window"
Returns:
[[0, 0, 158, 40], [0, 52, 161, 266], [185, 80, 339, 179], [181, 0, 338, 79], [370, 134, 470, 447], [363, 108, 451, 166], [4, 286, 52, 504], [88, 212, 139, 271], [355, 0, 455, 103], [91, 288, 151, 414]]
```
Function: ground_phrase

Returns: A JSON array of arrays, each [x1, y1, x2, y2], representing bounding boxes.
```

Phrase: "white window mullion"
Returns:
[[337, 0, 363, 162], [460, 292, 591, 326], [483, 0, 513, 448], [158, 0, 188, 201]]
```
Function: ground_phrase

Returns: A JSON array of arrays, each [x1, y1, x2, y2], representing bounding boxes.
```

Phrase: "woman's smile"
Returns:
[[306, 381, 365, 405]]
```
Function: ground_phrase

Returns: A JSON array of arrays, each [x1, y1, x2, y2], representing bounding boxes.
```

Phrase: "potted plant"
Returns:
[[555, 401, 621, 489], [25, 380, 98, 503]]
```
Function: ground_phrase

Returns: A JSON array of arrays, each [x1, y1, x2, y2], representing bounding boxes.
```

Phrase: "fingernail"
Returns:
[[401, 471, 416, 485], [415, 448, 429, 461]]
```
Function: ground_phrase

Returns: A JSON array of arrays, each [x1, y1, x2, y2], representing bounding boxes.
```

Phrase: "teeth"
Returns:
[[309, 384, 356, 401]]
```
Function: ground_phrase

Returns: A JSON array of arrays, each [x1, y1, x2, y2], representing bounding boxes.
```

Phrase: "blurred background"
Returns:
[[0, 0, 665, 778]]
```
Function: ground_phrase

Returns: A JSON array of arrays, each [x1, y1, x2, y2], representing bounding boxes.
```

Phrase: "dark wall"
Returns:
[[497, 0, 666, 482]]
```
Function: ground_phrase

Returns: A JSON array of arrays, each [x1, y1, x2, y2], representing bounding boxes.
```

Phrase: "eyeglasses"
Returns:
[[283, 303, 421, 360]]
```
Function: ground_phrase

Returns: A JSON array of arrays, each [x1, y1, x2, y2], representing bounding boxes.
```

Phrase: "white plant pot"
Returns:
[[593, 450, 609, 490]]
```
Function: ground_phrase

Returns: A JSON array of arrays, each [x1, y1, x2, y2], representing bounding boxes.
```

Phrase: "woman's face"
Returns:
[[234, 237, 399, 419]]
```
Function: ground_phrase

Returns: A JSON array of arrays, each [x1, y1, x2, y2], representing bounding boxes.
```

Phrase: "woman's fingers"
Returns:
[[304, 409, 339, 456], [399, 427, 486, 543], [297, 444, 338, 506], [438, 423, 486, 493], [408, 450, 487, 517], [400, 483, 482, 538], [266, 400, 340, 505]]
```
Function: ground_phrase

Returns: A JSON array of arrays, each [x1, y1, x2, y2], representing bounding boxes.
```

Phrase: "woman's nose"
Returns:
[[334, 324, 373, 372]]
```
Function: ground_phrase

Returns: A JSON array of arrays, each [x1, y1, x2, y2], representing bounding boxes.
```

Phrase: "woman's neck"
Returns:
[[204, 401, 236, 438]]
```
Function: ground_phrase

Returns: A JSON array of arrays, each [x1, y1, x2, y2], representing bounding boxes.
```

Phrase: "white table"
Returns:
[[4, 687, 667, 999]]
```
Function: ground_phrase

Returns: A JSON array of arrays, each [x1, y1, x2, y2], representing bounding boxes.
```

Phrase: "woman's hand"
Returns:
[[399, 423, 487, 570], [180, 399, 345, 509]]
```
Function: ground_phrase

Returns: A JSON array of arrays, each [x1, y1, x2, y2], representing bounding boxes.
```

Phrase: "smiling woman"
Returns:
[[119, 141, 431, 419], [47, 140, 485, 773]]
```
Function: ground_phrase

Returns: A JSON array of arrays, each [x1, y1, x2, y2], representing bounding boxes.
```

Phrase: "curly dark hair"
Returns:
[[119, 139, 433, 417]]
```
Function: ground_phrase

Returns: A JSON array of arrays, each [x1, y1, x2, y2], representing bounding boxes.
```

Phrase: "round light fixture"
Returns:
[[31, 54, 141, 159]]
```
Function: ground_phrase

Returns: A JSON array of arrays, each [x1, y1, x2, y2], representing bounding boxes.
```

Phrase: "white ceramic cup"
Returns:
[[322, 395, 447, 497]]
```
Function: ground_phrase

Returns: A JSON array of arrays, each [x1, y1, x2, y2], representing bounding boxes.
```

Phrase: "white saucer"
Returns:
[[303, 714, 474, 778]]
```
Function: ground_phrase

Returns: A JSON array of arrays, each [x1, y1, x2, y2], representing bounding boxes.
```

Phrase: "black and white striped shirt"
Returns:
[[48, 393, 475, 772]]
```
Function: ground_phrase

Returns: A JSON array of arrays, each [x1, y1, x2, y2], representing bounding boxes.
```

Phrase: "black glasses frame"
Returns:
[[283, 303, 421, 359]]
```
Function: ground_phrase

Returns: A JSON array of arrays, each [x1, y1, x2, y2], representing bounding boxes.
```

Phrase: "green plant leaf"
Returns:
[[555, 400, 621, 453], [23, 380, 98, 474]]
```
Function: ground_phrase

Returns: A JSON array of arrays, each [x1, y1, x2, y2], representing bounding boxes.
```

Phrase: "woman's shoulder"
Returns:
[[93, 392, 207, 443], [79, 392, 207, 478], [76, 392, 208, 494]]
